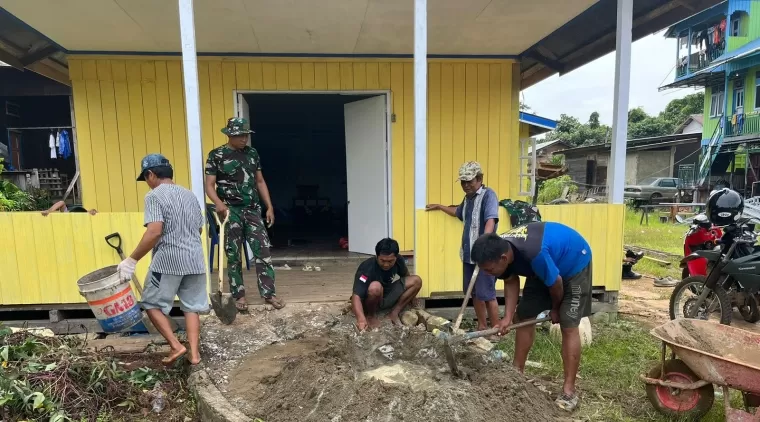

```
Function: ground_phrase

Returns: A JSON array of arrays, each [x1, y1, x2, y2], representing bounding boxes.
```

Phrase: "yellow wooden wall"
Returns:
[[67, 57, 521, 253], [0, 213, 150, 305]]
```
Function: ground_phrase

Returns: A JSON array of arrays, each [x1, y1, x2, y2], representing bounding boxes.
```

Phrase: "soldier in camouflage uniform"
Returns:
[[205, 117, 285, 311]]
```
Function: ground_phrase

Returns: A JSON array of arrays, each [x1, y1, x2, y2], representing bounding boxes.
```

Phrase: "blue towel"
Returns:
[[59, 130, 72, 159]]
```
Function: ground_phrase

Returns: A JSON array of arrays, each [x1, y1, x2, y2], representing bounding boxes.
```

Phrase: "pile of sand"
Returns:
[[225, 322, 562, 422]]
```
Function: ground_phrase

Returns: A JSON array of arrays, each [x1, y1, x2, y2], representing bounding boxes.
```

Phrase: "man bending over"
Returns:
[[351, 238, 422, 331]]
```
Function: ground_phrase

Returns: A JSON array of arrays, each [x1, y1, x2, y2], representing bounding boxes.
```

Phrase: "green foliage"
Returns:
[[549, 154, 564, 165], [0, 158, 54, 211], [537, 175, 577, 203], [543, 92, 706, 147]]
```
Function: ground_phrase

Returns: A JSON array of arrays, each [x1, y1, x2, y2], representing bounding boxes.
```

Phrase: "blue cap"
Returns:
[[137, 153, 172, 181]]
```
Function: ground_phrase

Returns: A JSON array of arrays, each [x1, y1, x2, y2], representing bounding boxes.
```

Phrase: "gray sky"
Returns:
[[523, 31, 704, 125]]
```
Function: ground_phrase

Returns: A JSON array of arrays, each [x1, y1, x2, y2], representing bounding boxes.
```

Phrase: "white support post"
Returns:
[[414, 0, 427, 249], [178, 0, 205, 210], [608, 0, 632, 204]]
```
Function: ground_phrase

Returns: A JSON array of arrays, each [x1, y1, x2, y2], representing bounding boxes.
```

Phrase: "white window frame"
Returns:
[[519, 138, 537, 197], [754, 72, 760, 110], [710, 90, 725, 117], [732, 17, 741, 37], [735, 87, 744, 113]]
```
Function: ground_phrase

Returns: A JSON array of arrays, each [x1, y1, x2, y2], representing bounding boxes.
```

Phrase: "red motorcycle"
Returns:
[[682, 214, 722, 279]]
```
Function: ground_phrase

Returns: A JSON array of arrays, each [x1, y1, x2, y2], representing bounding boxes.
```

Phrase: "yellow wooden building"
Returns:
[[0, 0, 707, 310]]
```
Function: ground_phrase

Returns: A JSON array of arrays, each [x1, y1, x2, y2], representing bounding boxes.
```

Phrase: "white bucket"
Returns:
[[77, 265, 142, 333]]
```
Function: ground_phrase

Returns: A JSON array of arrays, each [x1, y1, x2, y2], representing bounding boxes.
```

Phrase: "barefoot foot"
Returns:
[[162, 345, 187, 366], [387, 312, 401, 326], [367, 316, 382, 330]]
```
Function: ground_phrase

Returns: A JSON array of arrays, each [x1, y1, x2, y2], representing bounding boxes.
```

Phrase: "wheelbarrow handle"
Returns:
[[105, 233, 123, 255]]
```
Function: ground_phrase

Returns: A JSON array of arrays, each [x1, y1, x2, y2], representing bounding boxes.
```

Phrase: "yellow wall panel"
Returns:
[[301, 63, 315, 90], [288, 63, 302, 90], [402, 63, 414, 249], [167, 61, 190, 188]]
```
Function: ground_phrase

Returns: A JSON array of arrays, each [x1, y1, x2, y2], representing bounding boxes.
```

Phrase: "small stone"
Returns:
[[399, 311, 420, 327]]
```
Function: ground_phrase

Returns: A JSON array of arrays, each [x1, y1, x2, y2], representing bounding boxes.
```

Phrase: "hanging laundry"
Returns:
[[59, 130, 72, 160], [55, 130, 61, 154], [49, 132, 57, 159]]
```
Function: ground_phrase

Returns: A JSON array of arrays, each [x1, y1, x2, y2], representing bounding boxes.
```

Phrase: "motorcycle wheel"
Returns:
[[669, 276, 732, 325], [738, 294, 760, 323]]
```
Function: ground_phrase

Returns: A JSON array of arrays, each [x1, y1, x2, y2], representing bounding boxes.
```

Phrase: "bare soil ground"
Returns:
[[201, 304, 567, 422]]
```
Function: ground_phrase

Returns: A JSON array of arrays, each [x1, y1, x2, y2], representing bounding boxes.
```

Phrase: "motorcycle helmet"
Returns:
[[706, 188, 743, 226]]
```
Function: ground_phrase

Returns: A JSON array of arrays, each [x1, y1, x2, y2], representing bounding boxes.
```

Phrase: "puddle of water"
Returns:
[[360, 362, 439, 392]]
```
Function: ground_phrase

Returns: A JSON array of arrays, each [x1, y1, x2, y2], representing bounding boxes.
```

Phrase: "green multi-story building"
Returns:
[[663, 0, 760, 195]]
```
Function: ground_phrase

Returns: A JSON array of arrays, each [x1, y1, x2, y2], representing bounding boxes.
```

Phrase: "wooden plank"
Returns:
[[32, 215, 61, 302], [326, 63, 341, 90], [339, 63, 353, 90], [208, 61, 227, 147], [0, 214, 19, 303], [85, 78, 111, 212], [379, 63, 391, 90], [99, 66, 127, 212], [476, 63, 490, 175], [235, 62, 249, 90], [353, 62, 366, 90], [440, 63, 458, 293], [262, 62, 276, 90], [499, 63, 512, 199], [126, 61, 150, 207], [274, 63, 288, 91], [71, 80, 97, 209], [314, 63, 328, 90], [248, 62, 263, 90], [288, 63, 302, 90], [50, 214, 80, 303], [365, 62, 380, 90], [403, 63, 414, 250], [427, 63, 443, 294], [111, 60, 138, 211], [389, 62, 405, 245], [221, 62, 237, 118], [198, 61, 215, 160], [167, 61, 190, 188], [301, 62, 315, 90], [464, 63, 478, 163], [12, 214, 40, 304], [488, 64, 501, 196], [509, 63, 521, 198]]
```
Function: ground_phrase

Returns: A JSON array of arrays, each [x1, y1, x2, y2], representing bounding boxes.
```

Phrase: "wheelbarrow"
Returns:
[[640, 319, 760, 421]]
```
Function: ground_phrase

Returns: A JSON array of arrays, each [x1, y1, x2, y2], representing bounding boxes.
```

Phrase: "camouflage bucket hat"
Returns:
[[457, 161, 483, 182], [221, 117, 254, 136]]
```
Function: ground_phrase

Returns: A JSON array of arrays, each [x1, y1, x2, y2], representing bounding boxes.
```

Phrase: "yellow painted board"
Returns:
[[499, 63, 512, 199], [198, 62, 215, 161], [274, 63, 289, 91], [353, 62, 366, 90], [388, 63, 405, 244], [475, 64, 490, 177], [366, 63, 380, 90], [71, 80, 97, 210], [464, 63, 478, 163], [12, 214, 41, 304], [379, 63, 391, 89], [488, 64, 502, 196], [81, 59, 98, 80], [314, 63, 328, 90], [221, 62, 237, 118], [262, 62, 277, 90], [96, 60, 112, 81], [427, 63, 443, 295], [235, 62, 250, 91], [509, 63, 522, 199], [141, 60, 161, 163], [301, 63, 315, 90], [167, 61, 190, 189], [439, 63, 454, 207], [326, 63, 341, 90], [99, 78, 127, 212], [288, 63, 302, 90], [248, 62, 263, 90], [415, 210, 430, 297], [50, 214, 80, 303], [32, 215, 62, 302], [451, 63, 466, 199], [402, 63, 414, 251], [126, 62, 149, 207], [208, 61, 227, 148], [0, 213, 19, 303], [85, 79, 112, 212], [340, 63, 353, 90], [112, 80, 139, 210], [68, 59, 83, 81]]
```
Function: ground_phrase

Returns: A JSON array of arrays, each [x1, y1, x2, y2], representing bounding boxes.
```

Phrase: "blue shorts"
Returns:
[[463, 262, 497, 301]]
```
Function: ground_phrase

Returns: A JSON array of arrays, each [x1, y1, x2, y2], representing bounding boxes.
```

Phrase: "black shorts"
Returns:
[[363, 278, 406, 310], [516, 264, 592, 329]]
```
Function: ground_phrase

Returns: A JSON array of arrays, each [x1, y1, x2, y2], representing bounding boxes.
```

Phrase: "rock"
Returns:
[[10, 327, 54, 337], [470, 337, 494, 352], [400, 311, 421, 327], [415, 309, 451, 332], [549, 317, 593, 346], [590, 312, 609, 324]]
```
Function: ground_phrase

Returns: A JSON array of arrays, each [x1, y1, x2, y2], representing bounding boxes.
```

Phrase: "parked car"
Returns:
[[624, 177, 682, 203]]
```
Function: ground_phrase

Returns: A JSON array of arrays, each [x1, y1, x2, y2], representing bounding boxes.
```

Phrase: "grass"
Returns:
[[623, 208, 688, 280], [494, 318, 741, 422]]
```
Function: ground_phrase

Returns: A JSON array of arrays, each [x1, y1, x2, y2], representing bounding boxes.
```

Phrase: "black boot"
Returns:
[[622, 264, 642, 280]]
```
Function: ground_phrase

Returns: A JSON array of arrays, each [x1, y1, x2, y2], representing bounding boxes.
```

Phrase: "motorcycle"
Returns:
[[671, 217, 760, 325], [681, 214, 722, 280]]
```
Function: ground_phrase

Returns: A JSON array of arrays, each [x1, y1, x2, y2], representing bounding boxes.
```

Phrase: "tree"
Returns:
[[588, 112, 600, 129], [659, 92, 704, 129]]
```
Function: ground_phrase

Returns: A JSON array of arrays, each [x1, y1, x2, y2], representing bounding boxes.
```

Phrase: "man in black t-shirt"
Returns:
[[351, 238, 423, 331]]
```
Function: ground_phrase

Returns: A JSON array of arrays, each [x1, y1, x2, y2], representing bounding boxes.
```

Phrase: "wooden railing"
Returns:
[[725, 113, 760, 137]]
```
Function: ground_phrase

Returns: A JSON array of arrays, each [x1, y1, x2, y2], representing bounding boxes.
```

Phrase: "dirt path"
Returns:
[[618, 276, 760, 333]]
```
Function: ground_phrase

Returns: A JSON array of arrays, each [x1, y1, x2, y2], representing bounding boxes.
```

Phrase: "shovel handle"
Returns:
[[459, 316, 552, 342], [453, 266, 479, 331], [215, 210, 229, 293], [105, 233, 123, 256]]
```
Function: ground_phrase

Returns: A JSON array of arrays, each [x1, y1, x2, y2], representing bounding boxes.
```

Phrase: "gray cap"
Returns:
[[137, 153, 172, 181]]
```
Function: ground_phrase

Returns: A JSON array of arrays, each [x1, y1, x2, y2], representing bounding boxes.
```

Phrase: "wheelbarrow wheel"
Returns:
[[645, 359, 714, 420]]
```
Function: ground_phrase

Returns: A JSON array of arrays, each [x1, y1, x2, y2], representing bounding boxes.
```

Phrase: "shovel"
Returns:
[[210, 211, 237, 325], [104, 233, 178, 333], [453, 266, 479, 331], [442, 310, 551, 376]]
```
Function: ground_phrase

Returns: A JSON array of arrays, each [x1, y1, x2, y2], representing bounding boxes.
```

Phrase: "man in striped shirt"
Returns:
[[117, 154, 208, 366]]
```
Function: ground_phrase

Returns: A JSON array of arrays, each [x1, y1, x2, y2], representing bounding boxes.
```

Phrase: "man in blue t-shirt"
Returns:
[[470, 222, 592, 412]]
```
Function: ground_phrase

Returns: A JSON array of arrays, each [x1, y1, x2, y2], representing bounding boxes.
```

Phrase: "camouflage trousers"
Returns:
[[225, 206, 275, 299]]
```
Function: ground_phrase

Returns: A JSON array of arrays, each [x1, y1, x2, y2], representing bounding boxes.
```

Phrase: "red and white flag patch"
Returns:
[[359, 275, 368, 283]]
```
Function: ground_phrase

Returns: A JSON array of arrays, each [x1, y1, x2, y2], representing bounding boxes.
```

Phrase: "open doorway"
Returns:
[[239, 92, 391, 258]]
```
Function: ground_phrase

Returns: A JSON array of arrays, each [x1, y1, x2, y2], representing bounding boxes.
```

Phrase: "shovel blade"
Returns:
[[210, 291, 237, 325], [442, 339, 459, 376]]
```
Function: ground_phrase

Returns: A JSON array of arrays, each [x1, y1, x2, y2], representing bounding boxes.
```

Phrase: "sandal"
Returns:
[[265, 296, 286, 309], [555, 393, 579, 412]]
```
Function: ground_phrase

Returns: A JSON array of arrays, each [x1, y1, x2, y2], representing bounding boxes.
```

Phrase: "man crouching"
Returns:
[[351, 238, 422, 331]]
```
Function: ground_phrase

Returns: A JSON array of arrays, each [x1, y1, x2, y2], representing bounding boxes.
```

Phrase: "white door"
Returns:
[[237, 93, 252, 147], [344, 95, 389, 255]]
